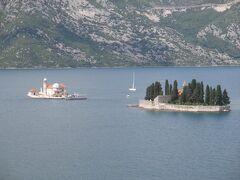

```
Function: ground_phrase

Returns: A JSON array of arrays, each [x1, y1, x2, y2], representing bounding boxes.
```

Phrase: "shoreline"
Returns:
[[0, 65, 240, 70], [138, 100, 231, 112]]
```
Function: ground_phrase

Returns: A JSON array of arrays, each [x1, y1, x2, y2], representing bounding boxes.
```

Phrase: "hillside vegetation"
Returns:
[[0, 0, 239, 68]]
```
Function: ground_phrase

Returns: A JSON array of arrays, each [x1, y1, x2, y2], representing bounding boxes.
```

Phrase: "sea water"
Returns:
[[0, 67, 239, 180]]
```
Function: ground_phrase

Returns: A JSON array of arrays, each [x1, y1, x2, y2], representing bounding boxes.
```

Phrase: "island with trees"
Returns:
[[139, 79, 230, 112]]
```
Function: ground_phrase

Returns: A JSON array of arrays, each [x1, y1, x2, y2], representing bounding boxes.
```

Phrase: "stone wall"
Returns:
[[139, 98, 230, 112], [139, 100, 154, 109], [155, 95, 171, 103]]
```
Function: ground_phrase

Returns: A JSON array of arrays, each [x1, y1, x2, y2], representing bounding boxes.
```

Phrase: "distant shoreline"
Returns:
[[0, 65, 240, 70]]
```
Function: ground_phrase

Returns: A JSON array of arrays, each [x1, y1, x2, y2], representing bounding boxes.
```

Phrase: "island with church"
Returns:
[[139, 79, 230, 112], [27, 78, 87, 100]]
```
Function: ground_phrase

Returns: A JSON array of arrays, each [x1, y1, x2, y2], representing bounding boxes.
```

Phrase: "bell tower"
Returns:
[[43, 78, 47, 95]]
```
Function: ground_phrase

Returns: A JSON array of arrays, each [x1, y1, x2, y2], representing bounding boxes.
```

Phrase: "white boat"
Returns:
[[129, 72, 136, 92], [65, 93, 87, 100]]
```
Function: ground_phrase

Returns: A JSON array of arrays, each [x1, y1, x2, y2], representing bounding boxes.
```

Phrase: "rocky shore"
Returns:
[[139, 100, 230, 112]]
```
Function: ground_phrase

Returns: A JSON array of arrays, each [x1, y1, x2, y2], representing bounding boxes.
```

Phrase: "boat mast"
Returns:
[[132, 72, 135, 88]]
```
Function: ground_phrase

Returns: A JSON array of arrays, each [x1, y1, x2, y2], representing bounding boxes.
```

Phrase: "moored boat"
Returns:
[[129, 72, 136, 92], [65, 93, 87, 100]]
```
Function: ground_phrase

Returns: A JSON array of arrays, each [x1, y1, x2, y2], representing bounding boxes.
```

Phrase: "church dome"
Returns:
[[53, 83, 60, 89]]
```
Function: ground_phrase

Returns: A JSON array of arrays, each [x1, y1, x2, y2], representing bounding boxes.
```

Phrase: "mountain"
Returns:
[[0, 0, 239, 68]]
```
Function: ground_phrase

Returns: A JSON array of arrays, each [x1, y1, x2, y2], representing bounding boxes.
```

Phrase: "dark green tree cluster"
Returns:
[[145, 81, 163, 101], [180, 79, 204, 104], [206, 85, 230, 106], [179, 80, 230, 105], [145, 79, 230, 106]]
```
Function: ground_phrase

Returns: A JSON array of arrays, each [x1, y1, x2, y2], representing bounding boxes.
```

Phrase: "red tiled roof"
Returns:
[[60, 84, 65, 88], [47, 84, 53, 89], [46, 83, 65, 89]]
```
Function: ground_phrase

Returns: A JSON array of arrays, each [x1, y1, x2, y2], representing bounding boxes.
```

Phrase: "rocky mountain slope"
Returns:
[[0, 0, 239, 68]]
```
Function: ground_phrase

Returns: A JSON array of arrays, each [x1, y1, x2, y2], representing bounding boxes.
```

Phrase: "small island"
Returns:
[[27, 78, 87, 100], [139, 79, 230, 112]]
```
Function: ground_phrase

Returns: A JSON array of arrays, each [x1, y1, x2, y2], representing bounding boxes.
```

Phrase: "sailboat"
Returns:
[[129, 72, 136, 92]]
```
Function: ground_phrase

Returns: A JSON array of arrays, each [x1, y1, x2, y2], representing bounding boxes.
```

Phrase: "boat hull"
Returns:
[[27, 93, 65, 99], [129, 88, 136, 91], [65, 97, 87, 100]]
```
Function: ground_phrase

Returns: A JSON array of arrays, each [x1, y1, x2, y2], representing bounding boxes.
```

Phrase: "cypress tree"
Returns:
[[154, 81, 163, 98], [150, 83, 155, 101], [165, 80, 170, 95], [160, 83, 163, 96], [192, 82, 201, 103], [212, 88, 216, 105], [145, 86, 150, 100], [154, 81, 160, 99], [209, 87, 213, 105], [205, 85, 210, 105], [215, 85, 222, 106], [191, 79, 197, 91], [200, 81, 204, 103], [169, 84, 172, 95], [187, 83, 193, 103], [145, 86, 147, 100], [171, 80, 178, 102], [210, 87, 213, 105], [222, 89, 230, 105], [180, 86, 188, 104]]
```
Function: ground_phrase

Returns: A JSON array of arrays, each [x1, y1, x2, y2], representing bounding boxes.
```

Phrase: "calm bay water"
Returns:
[[0, 67, 240, 180]]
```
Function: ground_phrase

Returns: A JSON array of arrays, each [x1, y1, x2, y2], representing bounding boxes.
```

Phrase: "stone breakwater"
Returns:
[[139, 100, 231, 112]]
